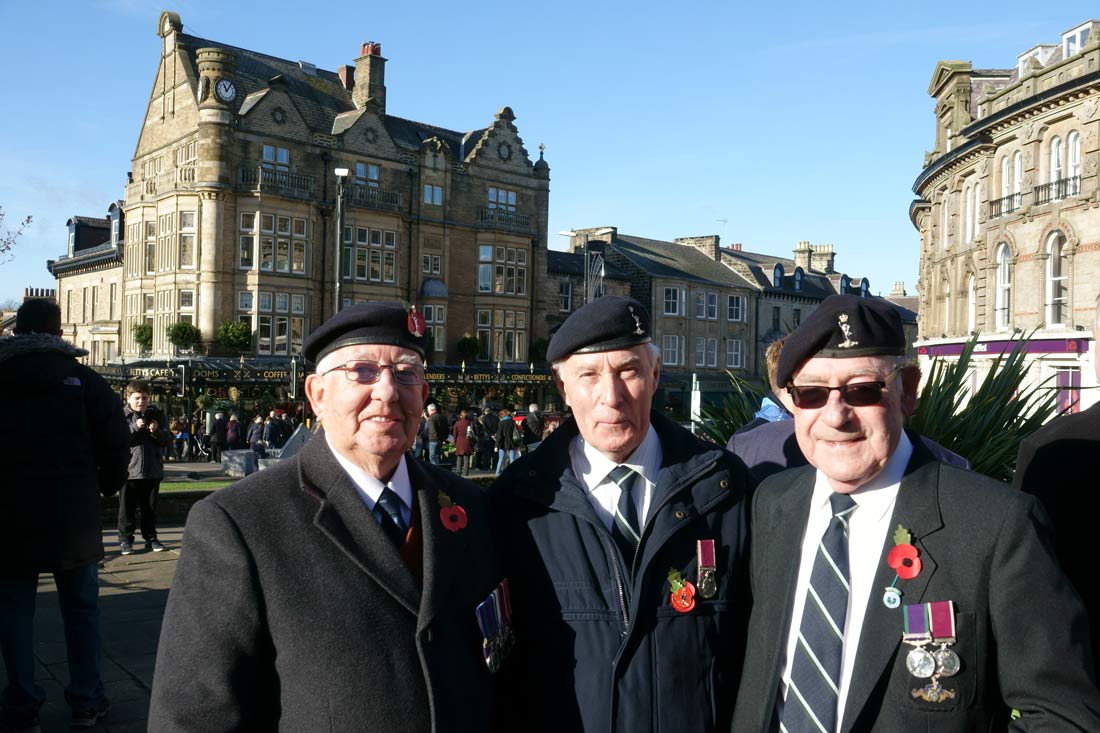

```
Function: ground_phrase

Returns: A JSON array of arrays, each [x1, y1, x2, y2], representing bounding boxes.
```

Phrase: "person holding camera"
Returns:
[[119, 381, 169, 555]]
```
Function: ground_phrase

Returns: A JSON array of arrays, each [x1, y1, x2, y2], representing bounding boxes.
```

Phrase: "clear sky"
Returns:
[[1, 0, 1097, 305]]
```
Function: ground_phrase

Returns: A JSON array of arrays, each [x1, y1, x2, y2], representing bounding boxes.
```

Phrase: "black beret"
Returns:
[[302, 301, 426, 365], [546, 295, 652, 363], [777, 294, 905, 386]]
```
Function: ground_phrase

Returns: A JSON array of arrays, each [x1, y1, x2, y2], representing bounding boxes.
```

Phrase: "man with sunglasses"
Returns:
[[733, 294, 1099, 732], [150, 302, 503, 731]]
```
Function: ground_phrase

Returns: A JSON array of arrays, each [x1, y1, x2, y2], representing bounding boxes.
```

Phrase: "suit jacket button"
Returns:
[[675, 510, 686, 520]]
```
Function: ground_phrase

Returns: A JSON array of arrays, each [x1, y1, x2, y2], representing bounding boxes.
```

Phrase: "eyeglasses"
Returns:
[[787, 367, 903, 410], [320, 360, 425, 386]]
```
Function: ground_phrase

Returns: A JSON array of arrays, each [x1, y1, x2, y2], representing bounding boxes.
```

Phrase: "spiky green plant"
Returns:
[[906, 330, 1060, 482], [693, 372, 766, 446]]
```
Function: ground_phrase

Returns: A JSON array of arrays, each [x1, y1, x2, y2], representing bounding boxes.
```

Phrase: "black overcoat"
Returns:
[[149, 435, 503, 731], [732, 439, 1100, 731]]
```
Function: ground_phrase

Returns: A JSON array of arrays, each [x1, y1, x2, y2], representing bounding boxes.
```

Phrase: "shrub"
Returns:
[[167, 322, 202, 351], [132, 323, 153, 352], [216, 320, 252, 350]]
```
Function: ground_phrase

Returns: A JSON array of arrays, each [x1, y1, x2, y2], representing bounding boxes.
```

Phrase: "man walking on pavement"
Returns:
[[0, 299, 129, 732], [425, 403, 448, 465], [490, 296, 756, 732]]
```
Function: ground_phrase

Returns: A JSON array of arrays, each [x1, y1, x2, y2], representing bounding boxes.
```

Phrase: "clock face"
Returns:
[[215, 78, 237, 103], [498, 142, 512, 161]]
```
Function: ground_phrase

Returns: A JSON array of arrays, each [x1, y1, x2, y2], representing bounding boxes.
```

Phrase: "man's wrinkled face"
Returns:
[[556, 345, 659, 463], [790, 355, 919, 494], [305, 343, 428, 478], [127, 391, 149, 413]]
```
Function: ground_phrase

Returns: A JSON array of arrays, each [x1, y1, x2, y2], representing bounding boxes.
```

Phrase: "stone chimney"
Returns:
[[810, 244, 836, 274], [793, 240, 812, 270], [889, 281, 907, 297], [674, 235, 721, 261], [353, 42, 386, 111], [338, 65, 355, 91]]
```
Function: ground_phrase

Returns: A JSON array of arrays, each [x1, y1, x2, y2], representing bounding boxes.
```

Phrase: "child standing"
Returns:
[[118, 381, 168, 555]]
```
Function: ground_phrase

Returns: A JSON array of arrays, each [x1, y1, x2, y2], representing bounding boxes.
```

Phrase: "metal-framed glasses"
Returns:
[[787, 366, 903, 409], [320, 360, 425, 386]]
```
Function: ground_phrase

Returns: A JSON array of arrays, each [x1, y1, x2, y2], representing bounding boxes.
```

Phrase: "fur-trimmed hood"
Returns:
[[0, 333, 88, 366]]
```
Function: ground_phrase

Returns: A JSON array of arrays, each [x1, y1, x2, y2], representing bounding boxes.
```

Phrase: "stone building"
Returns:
[[542, 248, 631, 340], [912, 18, 1100, 413], [52, 11, 550, 367]]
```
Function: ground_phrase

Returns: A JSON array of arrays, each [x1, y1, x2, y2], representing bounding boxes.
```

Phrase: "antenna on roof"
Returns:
[[716, 218, 728, 237]]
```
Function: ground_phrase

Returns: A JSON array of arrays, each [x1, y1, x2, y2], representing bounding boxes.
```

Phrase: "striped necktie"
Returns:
[[608, 465, 641, 568], [780, 492, 857, 733], [374, 487, 408, 548]]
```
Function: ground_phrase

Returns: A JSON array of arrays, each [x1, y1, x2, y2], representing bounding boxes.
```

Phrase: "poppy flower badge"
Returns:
[[883, 524, 921, 609], [437, 489, 468, 532]]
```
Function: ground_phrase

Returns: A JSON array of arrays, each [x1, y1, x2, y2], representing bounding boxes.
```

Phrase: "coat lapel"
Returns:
[[841, 447, 944, 731], [408, 459, 471, 634], [299, 437, 421, 615]]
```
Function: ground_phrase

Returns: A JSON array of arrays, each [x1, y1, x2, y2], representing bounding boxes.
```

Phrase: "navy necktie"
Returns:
[[374, 487, 407, 548], [608, 465, 641, 568], [780, 492, 857, 733]]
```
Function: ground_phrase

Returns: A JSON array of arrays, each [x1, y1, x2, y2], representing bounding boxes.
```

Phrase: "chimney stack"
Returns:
[[352, 42, 386, 112], [889, 281, 907, 297], [793, 240, 812, 270], [810, 244, 836, 274], [338, 65, 355, 90], [674, 235, 721, 261]]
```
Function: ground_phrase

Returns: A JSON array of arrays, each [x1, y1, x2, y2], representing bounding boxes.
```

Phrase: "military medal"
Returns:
[[696, 539, 717, 599], [475, 593, 502, 673], [497, 578, 514, 655], [929, 600, 960, 678], [667, 569, 696, 613], [902, 603, 935, 678]]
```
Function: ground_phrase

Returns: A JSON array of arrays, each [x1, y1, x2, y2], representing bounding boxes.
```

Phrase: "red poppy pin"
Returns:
[[667, 568, 696, 613], [437, 489, 468, 532], [887, 525, 922, 580]]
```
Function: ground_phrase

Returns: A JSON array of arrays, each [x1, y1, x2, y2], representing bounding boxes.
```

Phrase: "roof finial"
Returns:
[[538, 143, 545, 159]]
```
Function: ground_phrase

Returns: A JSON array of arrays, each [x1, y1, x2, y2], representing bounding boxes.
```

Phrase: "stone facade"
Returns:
[[912, 19, 1100, 412], [52, 11, 550, 366]]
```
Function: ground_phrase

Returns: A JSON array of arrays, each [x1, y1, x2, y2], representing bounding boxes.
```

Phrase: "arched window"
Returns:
[[1000, 156, 1010, 198], [793, 267, 804, 291], [860, 278, 870, 297], [967, 274, 977, 333], [1051, 136, 1063, 182], [1013, 152, 1023, 197], [940, 190, 949, 248], [1046, 232, 1069, 326], [995, 244, 1012, 330], [1068, 131, 1081, 194], [973, 181, 981, 239], [772, 263, 784, 288], [840, 274, 851, 292], [964, 186, 973, 244]]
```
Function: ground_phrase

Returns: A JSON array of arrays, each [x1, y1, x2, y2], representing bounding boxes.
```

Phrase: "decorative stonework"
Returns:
[[1079, 99, 1099, 122], [271, 107, 287, 125], [1022, 120, 1037, 142], [364, 127, 378, 144], [1087, 154, 1099, 175]]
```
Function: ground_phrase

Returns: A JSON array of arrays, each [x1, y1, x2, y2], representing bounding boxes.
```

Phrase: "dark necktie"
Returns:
[[780, 492, 857, 733], [608, 465, 641, 568], [374, 487, 408, 548]]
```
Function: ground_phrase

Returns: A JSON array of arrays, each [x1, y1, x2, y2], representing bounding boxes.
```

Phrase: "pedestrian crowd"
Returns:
[[3, 293, 1100, 733]]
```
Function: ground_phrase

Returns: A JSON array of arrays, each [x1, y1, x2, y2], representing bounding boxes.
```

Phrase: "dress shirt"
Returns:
[[327, 435, 414, 528], [569, 426, 662, 532], [779, 432, 913, 727]]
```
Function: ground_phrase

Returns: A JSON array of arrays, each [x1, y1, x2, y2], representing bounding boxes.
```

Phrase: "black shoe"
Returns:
[[119, 541, 133, 556], [147, 539, 165, 552], [69, 700, 109, 730]]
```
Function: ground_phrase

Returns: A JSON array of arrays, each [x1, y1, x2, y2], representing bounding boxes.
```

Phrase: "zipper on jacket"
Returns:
[[606, 534, 630, 632]]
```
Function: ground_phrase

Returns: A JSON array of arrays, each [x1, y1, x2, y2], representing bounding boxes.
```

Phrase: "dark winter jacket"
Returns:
[[126, 405, 168, 480], [210, 415, 229, 446], [426, 411, 449, 442], [0, 334, 129, 574], [489, 413, 755, 732], [494, 415, 519, 450], [522, 412, 544, 444], [246, 421, 264, 447]]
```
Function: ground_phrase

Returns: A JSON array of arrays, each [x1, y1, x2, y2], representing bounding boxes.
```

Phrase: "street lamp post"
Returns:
[[333, 167, 349, 318]]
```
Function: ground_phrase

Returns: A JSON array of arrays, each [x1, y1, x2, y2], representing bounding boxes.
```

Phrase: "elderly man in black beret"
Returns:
[[490, 295, 755, 732], [733, 294, 1100, 732], [150, 302, 505, 731]]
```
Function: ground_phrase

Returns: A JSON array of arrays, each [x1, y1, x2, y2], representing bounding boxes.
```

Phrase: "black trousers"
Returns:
[[117, 479, 160, 542]]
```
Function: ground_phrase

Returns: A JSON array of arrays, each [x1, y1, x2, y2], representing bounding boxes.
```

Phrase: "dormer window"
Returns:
[[1063, 23, 1092, 58], [793, 267, 804, 291], [68, 231, 75, 256], [772, 263, 784, 287], [840, 274, 851, 292], [860, 279, 870, 297], [112, 217, 120, 245]]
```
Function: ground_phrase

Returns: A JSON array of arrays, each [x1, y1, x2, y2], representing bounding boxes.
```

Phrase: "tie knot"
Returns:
[[608, 465, 636, 489], [377, 487, 405, 516], [829, 492, 856, 518]]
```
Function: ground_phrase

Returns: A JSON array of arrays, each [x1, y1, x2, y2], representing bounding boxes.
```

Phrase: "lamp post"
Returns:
[[333, 167, 349, 318]]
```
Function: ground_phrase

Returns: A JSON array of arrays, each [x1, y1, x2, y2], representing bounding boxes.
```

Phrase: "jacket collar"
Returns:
[[0, 333, 86, 365]]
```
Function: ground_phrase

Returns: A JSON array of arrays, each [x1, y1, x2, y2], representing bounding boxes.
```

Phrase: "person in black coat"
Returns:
[[0, 300, 129, 731], [208, 411, 228, 462], [150, 302, 505, 731]]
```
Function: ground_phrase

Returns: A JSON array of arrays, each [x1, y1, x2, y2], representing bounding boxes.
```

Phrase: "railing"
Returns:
[[346, 183, 403, 211], [476, 207, 533, 233], [240, 166, 316, 197], [988, 192, 1022, 219], [1033, 176, 1080, 206], [177, 165, 195, 184]]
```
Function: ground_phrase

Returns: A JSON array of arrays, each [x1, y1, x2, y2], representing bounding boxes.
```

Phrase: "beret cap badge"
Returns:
[[628, 306, 646, 337], [837, 313, 859, 349]]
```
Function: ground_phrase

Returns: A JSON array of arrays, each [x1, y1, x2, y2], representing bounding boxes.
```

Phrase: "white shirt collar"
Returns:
[[325, 433, 414, 523], [572, 425, 661, 494]]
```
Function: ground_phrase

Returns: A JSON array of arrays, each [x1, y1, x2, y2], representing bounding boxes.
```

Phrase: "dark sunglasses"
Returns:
[[320, 360, 424, 386], [787, 367, 903, 409]]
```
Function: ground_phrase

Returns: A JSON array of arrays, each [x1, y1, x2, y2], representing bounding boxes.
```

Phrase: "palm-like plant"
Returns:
[[693, 372, 766, 446], [906, 330, 1060, 482]]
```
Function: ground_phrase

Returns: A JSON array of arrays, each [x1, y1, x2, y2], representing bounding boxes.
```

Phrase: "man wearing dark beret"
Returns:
[[150, 302, 505, 731], [733, 294, 1100, 732], [490, 295, 756, 732]]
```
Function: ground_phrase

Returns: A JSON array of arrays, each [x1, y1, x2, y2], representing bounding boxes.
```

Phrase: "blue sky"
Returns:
[[1, 0, 1097, 305]]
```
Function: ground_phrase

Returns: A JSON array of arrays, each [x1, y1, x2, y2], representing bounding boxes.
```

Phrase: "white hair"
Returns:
[[528, 403, 539, 412]]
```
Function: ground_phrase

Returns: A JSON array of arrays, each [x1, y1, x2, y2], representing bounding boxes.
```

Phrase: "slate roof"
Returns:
[[720, 247, 836, 299], [546, 250, 629, 280], [178, 34, 490, 158], [69, 216, 109, 228], [611, 235, 755, 288]]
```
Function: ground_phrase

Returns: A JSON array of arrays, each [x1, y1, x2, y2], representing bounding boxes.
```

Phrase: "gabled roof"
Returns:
[[612, 234, 752, 287], [720, 247, 836, 299], [68, 216, 109, 228], [546, 250, 629, 280]]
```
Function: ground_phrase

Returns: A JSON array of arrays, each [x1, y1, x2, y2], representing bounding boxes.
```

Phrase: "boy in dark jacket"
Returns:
[[119, 381, 169, 555]]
